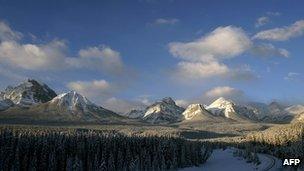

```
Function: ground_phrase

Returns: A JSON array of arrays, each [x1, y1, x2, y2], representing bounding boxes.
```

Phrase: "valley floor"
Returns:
[[180, 149, 282, 171]]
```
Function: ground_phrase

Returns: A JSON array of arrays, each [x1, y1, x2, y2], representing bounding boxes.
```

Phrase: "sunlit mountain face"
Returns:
[[0, 1, 303, 171]]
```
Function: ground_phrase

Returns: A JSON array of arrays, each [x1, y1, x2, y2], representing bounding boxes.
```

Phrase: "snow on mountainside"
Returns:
[[205, 97, 295, 123], [0, 91, 123, 123], [48, 91, 122, 120], [205, 97, 252, 121], [251, 101, 292, 122], [286, 105, 304, 123], [141, 97, 185, 124], [182, 104, 214, 121], [50, 91, 95, 112], [206, 97, 235, 118], [243, 102, 269, 120], [124, 109, 145, 119], [285, 105, 304, 115], [0, 79, 57, 107]]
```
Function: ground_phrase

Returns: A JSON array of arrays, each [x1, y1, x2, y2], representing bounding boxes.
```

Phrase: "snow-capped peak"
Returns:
[[183, 104, 208, 120], [206, 97, 235, 118], [141, 97, 184, 124], [0, 79, 57, 107], [208, 97, 234, 108], [51, 91, 94, 111]]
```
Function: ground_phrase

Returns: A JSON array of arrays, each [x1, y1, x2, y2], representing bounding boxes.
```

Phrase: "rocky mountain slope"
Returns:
[[0, 91, 123, 123], [0, 79, 57, 107], [125, 97, 184, 124], [0, 79, 303, 124], [143, 97, 185, 124], [124, 109, 145, 119], [204, 97, 296, 123], [205, 97, 252, 122], [182, 104, 216, 121]]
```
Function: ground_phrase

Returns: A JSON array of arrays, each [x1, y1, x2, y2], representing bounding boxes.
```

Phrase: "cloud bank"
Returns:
[[0, 21, 126, 75]]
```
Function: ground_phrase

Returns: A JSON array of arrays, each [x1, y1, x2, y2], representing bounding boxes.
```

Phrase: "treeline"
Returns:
[[0, 127, 212, 171], [245, 123, 304, 159], [244, 123, 304, 169]]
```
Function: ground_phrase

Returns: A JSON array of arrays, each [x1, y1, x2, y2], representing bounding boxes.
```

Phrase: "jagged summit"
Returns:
[[161, 97, 175, 105], [143, 97, 184, 124], [208, 97, 234, 108], [51, 91, 94, 111], [0, 79, 57, 107], [206, 97, 235, 118], [182, 104, 213, 120]]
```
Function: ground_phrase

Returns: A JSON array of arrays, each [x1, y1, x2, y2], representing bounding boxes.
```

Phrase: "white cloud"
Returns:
[[284, 72, 301, 81], [152, 18, 179, 25], [255, 16, 269, 28], [67, 80, 113, 99], [174, 61, 230, 80], [204, 86, 245, 103], [168, 26, 256, 81], [67, 45, 124, 75], [169, 26, 252, 62], [175, 86, 248, 106], [0, 21, 126, 75], [168, 25, 293, 82], [253, 20, 304, 41], [251, 43, 289, 58], [0, 40, 68, 70]]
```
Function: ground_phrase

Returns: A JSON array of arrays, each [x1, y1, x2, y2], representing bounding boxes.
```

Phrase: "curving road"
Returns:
[[180, 149, 281, 171], [260, 154, 277, 171]]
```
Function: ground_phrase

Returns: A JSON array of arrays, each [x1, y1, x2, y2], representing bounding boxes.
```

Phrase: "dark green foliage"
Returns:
[[0, 127, 211, 171]]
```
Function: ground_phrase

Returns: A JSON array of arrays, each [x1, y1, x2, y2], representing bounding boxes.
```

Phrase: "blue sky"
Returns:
[[0, 0, 303, 112]]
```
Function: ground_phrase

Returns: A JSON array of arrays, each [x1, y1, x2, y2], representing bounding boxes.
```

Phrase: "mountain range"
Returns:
[[0, 79, 303, 124]]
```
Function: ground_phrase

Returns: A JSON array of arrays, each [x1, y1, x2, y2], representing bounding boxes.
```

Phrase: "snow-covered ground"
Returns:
[[180, 148, 282, 171]]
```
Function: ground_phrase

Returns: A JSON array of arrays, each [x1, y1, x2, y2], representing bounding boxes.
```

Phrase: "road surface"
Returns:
[[180, 149, 281, 171]]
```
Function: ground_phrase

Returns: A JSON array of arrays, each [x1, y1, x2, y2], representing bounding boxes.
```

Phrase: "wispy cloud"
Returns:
[[204, 86, 244, 99], [255, 16, 269, 28], [254, 12, 281, 28], [266, 11, 281, 16], [251, 43, 289, 58], [0, 21, 22, 41], [284, 72, 301, 81], [176, 86, 248, 106], [253, 20, 304, 41], [150, 18, 180, 26]]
